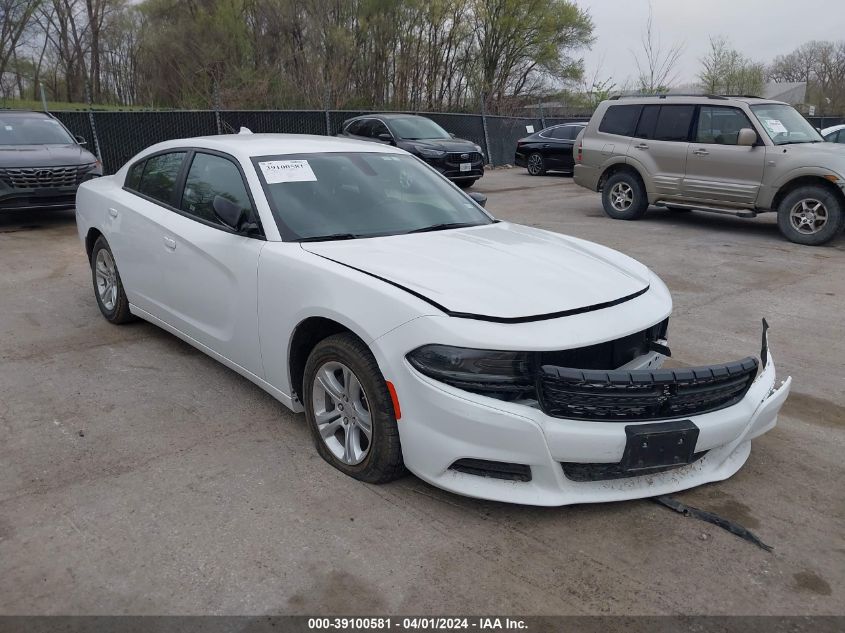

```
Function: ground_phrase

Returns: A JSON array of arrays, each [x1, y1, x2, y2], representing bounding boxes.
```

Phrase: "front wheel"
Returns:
[[777, 186, 844, 246], [601, 172, 648, 220], [90, 236, 134, 324], [303, 333, 405, 484]]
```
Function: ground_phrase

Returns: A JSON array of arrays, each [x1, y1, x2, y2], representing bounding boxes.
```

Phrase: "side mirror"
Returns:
[[737, 128, 757, 147], [377, 132, 393, 143], [213, 195, 247, 231], [467, 191, 487, 207], [449, 132, 456, 138], [75, 135, 87, 145]]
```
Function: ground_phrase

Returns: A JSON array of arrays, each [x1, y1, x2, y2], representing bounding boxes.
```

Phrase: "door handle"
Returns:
[[634, 143, 649, 150], [162, 236, 176, 250], [692, 148, 710, 156], [108, 208, 118, 218]]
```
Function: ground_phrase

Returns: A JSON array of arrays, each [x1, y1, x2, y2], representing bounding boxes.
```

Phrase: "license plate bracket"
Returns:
[[460, 162, 471, 172], [622, 420, 699, 473]]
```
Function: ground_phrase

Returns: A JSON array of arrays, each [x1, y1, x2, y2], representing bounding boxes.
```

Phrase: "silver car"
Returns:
[[573, 95, 845, 245]]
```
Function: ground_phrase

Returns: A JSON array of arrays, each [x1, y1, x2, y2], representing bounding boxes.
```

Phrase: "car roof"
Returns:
[[347, 113, 424, 121], [127, 133, 406, 169], [821, 124, 845, 135], [603, 95, 787, 106], [0, 109, 52, 118]]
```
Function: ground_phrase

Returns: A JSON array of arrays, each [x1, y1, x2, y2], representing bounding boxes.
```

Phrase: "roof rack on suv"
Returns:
[[609, 94, 730, 100]]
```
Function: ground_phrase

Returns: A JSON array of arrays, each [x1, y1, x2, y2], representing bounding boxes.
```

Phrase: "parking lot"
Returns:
[[1, 168, 843, 615]]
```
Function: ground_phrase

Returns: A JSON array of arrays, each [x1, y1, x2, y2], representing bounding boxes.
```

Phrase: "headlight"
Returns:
[[473, 144, 483, 154], [414, 146, 446, 159], [406, 345, 535, 400]]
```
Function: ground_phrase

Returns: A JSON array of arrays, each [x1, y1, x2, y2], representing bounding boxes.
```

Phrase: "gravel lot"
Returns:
[[1, 169, 843, 615]]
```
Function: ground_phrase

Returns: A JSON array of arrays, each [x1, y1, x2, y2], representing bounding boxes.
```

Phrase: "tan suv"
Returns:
[[573, 95, 845, 245]]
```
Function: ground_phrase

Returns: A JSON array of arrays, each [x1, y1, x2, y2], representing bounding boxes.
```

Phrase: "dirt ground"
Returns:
[[1, 169, 843, 615]]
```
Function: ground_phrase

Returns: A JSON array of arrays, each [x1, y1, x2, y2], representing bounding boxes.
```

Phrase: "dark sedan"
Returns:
[[0, 110, 101, 211], [338, 114, 484, 188], [514, 122, 586, 176]]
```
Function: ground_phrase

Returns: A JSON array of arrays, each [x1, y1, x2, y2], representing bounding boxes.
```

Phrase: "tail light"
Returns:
[[576, 141, 582, 163]]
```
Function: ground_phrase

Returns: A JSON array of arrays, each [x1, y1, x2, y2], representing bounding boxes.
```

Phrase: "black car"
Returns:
[[514, 122, 587, 176], [0, 110, 101, 211], [338, 114, 484, 188]]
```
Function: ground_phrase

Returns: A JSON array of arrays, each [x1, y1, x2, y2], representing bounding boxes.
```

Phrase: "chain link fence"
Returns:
[[51, 109, 590, 174]]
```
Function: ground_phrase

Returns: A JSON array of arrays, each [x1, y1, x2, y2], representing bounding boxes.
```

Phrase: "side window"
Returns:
[[549, 126, 575, 140], [836, 131, 845, 144], [598, 105, 642, 136], [653, 105, 695, 142], [357, 119, 376, 138], [370, 120, 390, 139], [137, 152, 186, 205], [634, 105, 660, 139], [181, 152, 254, 227], [345, 120, 363, 136], [695, 106, 754, 145], [125, 160, 145, 190]]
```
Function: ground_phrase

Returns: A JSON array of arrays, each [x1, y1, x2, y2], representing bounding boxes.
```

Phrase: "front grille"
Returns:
[[445, 152, 483, 166], [0, 164, 93, 189], [562, 451, 708, 482], [539, 358, 758, 421], [449, 458, 532, 482]]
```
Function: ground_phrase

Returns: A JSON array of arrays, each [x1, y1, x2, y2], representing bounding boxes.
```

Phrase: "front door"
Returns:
[[154, 151, 265, 376], [682, 105, 765, 206], [626, 104, 695, 200]]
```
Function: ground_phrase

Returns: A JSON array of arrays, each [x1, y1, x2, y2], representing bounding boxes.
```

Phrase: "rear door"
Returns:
[[626, 104, 695, 200], [682, 105, 765, 206], [540, 125, 579, 170]]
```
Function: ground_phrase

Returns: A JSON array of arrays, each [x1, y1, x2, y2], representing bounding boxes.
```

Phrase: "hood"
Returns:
[[398, 138, 480, 153], [777, 141, 845, 160], [0, 144, 96, 168], [301, 222, 651, 322]]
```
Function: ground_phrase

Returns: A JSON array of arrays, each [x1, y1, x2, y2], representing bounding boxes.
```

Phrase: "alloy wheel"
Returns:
[[789, 198, 828, 235], [527, 154, 543, 175], [94, 249, 118, 311], [609, 182, 634, 211], [311, 361, 372, 465]]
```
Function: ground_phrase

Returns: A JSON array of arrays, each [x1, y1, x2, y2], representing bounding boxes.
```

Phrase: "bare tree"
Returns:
[[0, 0, 41, 89], [633, 4, 683, 94]]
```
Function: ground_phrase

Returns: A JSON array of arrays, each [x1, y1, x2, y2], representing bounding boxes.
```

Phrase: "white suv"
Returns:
[[574, 95, 845, 246]]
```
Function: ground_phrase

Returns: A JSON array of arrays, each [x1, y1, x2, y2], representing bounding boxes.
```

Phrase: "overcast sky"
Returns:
[[576, 0, 843, 87]]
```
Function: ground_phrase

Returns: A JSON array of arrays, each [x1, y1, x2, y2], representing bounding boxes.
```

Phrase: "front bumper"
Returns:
[[375, 322, 790, 506], [0, 186, 78, 210], [423, 155, 485, 181]]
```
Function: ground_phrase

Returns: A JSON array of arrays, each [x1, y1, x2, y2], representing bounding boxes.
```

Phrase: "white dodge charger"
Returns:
[[75, 132, 791, 506]]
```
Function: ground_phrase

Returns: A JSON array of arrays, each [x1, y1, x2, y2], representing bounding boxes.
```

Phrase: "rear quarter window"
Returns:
[[598, 105, 642, 136], [125, 161, 144, 190]]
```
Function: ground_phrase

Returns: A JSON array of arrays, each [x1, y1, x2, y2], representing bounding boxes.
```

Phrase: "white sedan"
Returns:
[[75, 132, 791, 506]]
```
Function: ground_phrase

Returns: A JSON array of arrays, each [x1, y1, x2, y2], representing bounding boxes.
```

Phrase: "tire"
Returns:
[[455, 178, 477, 189], [303, 333, 405, 484], [90, 236, 134, 324], [777, 185, 844, 246], [601, 171, 648, 220], [526, 152, 546, 176]]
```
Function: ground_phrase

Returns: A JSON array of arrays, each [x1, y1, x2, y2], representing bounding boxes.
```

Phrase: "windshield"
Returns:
[[0, 115, 75, 145], [254, 152, 492, 241], [388, 117, 450, 140], [750, 104, 823, 145]]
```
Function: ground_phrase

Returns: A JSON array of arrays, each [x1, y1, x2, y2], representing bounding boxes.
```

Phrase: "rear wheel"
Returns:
[[602, 172, 648, 220], [90, 236, 134, 324], [303, 333, 405, 484], [526, 152, 546, 176], [777, 185, 844, 246]]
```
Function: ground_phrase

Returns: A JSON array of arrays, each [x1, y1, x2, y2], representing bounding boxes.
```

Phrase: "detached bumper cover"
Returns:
[[383, 323, 791, 506]]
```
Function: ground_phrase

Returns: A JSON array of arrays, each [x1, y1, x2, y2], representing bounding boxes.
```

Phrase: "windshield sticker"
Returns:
[[4, 125, 12, 131], [763, 119, 787, 134], [259, 160, 317, 183]]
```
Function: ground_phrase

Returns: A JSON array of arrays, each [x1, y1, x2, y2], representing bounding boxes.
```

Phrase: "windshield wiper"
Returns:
[[407, 222, 481, 234], [297, 233, 359, 242]]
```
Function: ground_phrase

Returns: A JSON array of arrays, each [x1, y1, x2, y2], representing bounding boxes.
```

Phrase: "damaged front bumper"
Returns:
[[383, 320, 791, 506]]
